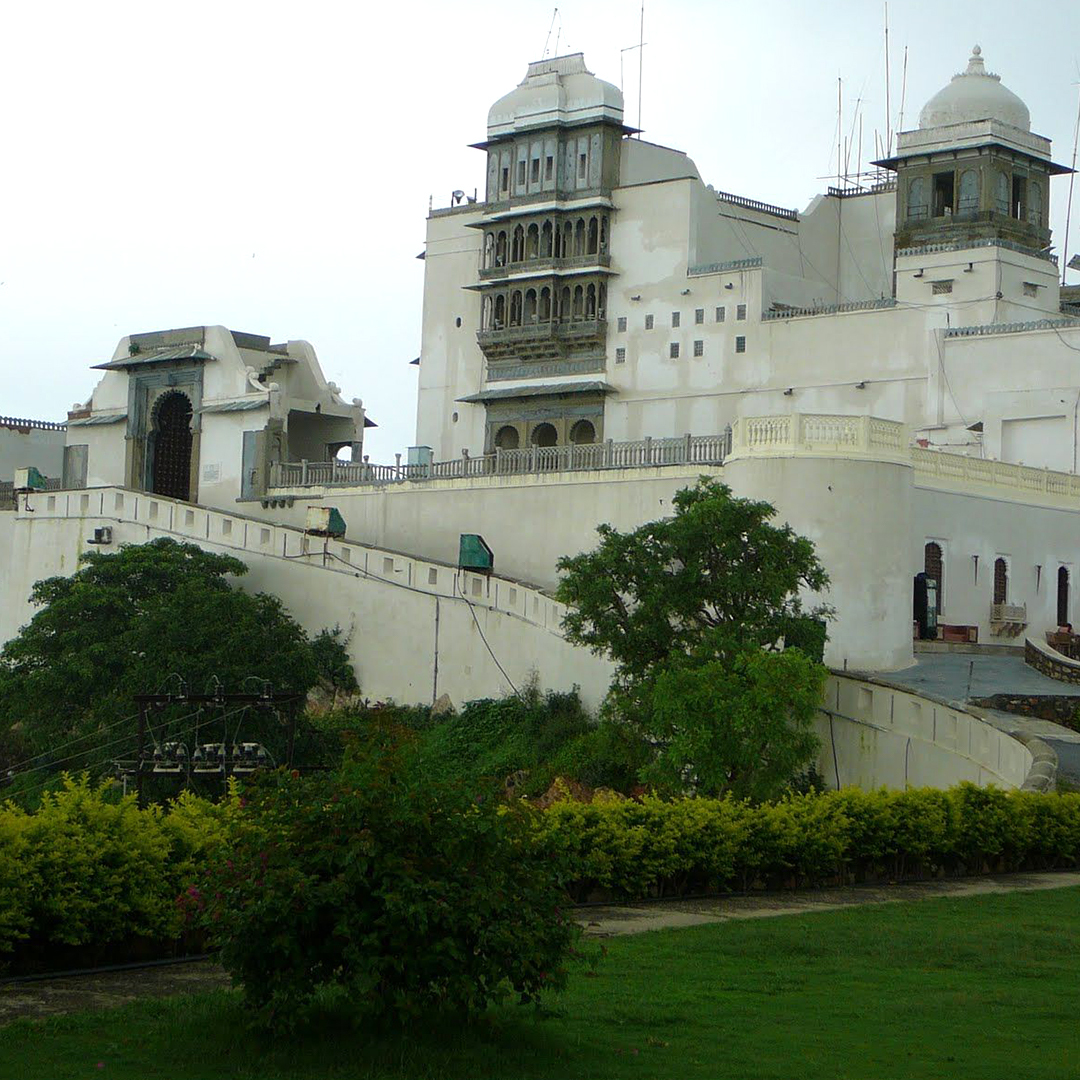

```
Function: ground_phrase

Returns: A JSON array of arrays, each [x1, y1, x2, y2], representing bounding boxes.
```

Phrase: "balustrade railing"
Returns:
[[269, 433, 731, 489]]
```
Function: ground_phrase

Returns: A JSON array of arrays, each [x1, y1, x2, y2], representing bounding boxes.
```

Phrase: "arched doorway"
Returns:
[[530, 423, 558, 447], [151, 391, 193, 500], [1058, 566, 1070, 626]]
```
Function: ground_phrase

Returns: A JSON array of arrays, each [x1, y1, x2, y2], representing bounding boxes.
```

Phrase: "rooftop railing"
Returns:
[[269, 432, 731, 490], [1, 415, 67, 432]]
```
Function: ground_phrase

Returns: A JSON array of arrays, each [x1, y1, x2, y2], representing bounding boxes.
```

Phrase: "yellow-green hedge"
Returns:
[[0, 776, 231, 968], [536, 785, 1080, 899], [5, 778, 1080, 971]]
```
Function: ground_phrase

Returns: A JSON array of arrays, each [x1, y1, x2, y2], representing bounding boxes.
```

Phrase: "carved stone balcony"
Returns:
[[478, 252, 612, 281], [476, 319, 607, 361]]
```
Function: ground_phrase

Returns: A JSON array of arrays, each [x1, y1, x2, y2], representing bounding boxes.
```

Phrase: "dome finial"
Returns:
[[966, 45, 986, 75]]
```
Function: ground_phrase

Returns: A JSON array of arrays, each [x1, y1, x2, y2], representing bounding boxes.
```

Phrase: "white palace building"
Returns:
[[3, 46, 1080, 789]]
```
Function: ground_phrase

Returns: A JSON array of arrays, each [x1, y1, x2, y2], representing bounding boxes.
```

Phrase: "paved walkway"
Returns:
[[579, 870, 1080, 936], [861, 653, 1080, 782]]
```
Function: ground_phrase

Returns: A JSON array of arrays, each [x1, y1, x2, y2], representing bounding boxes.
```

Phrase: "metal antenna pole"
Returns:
[[638, 2, 645, 135], [884, 2, 891, 154], [897, 45, 908, 138], [1061, 82, 1080, 286]]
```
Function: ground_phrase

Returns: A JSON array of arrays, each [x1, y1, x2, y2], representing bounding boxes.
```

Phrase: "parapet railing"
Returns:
[[269, 433, 731, 490], [944, 317, 1080, 339], [687, 256, 763, 277], [0, 415, 67, 432], [730, 413, 907, 458], [895, 237, 1059, 266], [911, 446, 1080, 503], [763, 297, 897, 321], [713, 191, 798, 220]]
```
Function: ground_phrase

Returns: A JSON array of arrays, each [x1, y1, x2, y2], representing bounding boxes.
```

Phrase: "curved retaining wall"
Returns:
[[815, 674, 1036, 790], [1025, 635, 1080, 685]]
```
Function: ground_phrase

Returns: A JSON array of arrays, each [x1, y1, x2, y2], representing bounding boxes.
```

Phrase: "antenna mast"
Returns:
[[884, 2, 892, 154], [897, 45, 908, 139], [542, 8, 560, 58], [837, 77, 843, 187], [1061, 81, 1080, 286], [638, 1, 645, 135]]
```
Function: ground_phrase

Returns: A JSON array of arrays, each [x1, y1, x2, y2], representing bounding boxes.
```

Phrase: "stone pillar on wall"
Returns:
[[723, 413, 915, 672]]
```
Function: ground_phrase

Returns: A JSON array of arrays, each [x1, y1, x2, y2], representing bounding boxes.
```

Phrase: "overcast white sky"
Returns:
[[4, 0, 1080, 459]]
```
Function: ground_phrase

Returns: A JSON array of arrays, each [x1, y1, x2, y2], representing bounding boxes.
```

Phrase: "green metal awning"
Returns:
[[92, 346, 216, 370], [457, 380, 614, 404], [67, 411, 128, 426]]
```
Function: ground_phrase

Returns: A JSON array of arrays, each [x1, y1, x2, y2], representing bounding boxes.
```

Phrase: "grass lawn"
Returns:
[[3, 887, 1079, 1080]]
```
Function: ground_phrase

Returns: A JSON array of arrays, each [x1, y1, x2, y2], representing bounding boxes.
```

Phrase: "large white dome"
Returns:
[[487, 54, 623, 137], [918, 46, 1030, 132]]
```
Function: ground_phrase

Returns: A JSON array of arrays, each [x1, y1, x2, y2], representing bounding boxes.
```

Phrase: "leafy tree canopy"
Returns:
[[555, 479, 831, 797], [0, 539, 342, 781]]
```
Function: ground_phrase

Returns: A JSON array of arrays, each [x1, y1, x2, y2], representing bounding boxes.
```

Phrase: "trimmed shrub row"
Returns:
[[5, 778, 1080, 974], [0, 776, 229, 970], [536, 785, 1080, 900]]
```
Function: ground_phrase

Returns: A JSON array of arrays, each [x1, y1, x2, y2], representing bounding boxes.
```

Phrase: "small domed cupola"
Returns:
[[873, 46, 1071, 258], [918, 46, 1030, 132]]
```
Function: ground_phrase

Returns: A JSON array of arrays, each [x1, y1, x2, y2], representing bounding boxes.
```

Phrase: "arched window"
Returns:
[[587, 217, 599, 255], [150, 391, 193, 501], [495, 231, 508, 266], [483, 233, 495, 269], [995, 172, 1010, 216], [524, 288, 538, 322], [993, 557, 1008, 605], [509, 290, 523, 327], [924, 542, 943, 614], [493, 294, 506, 328], [531, 422, 558, 447], [569, 419, 596, 445], [598, 282, 607, 320], [526, 223, 539, 259], [572, 284, 584, 318], [539, 286, 552, 321], [541, 220, 553, 257], [562, 221, 573, 258], [481, 295, 492, 330], [574, 218, 585, 256], [908, 177, 928, 220], [600, 216, 609, 252], [494, 425, 520, 450], [958, 169, 979, 213], [511, 225, 524, 263], [1058, 566, 1070, 626], [585, 283, 597, 319], [559, 286, 571, 320]]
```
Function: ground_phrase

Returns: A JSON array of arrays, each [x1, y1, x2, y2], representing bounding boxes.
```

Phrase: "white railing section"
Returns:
[[270, 433, 731, 489], [731, 413, 907, 459], [911, 447, 1080, 503], [22, 488, 572, 638]]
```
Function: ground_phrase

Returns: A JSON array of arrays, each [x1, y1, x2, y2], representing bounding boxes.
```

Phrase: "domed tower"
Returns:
[[466, 54, 634, 452], [877, 46, 1070, 254]]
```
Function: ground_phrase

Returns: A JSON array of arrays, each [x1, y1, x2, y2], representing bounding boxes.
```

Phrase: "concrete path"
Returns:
[[578, 870, 1080, 936], [862, 653, 1080, 782]]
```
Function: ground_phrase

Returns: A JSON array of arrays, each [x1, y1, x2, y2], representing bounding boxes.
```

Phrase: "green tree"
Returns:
[[0, 539, 330, 785], [555, 479, 830, 797]]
